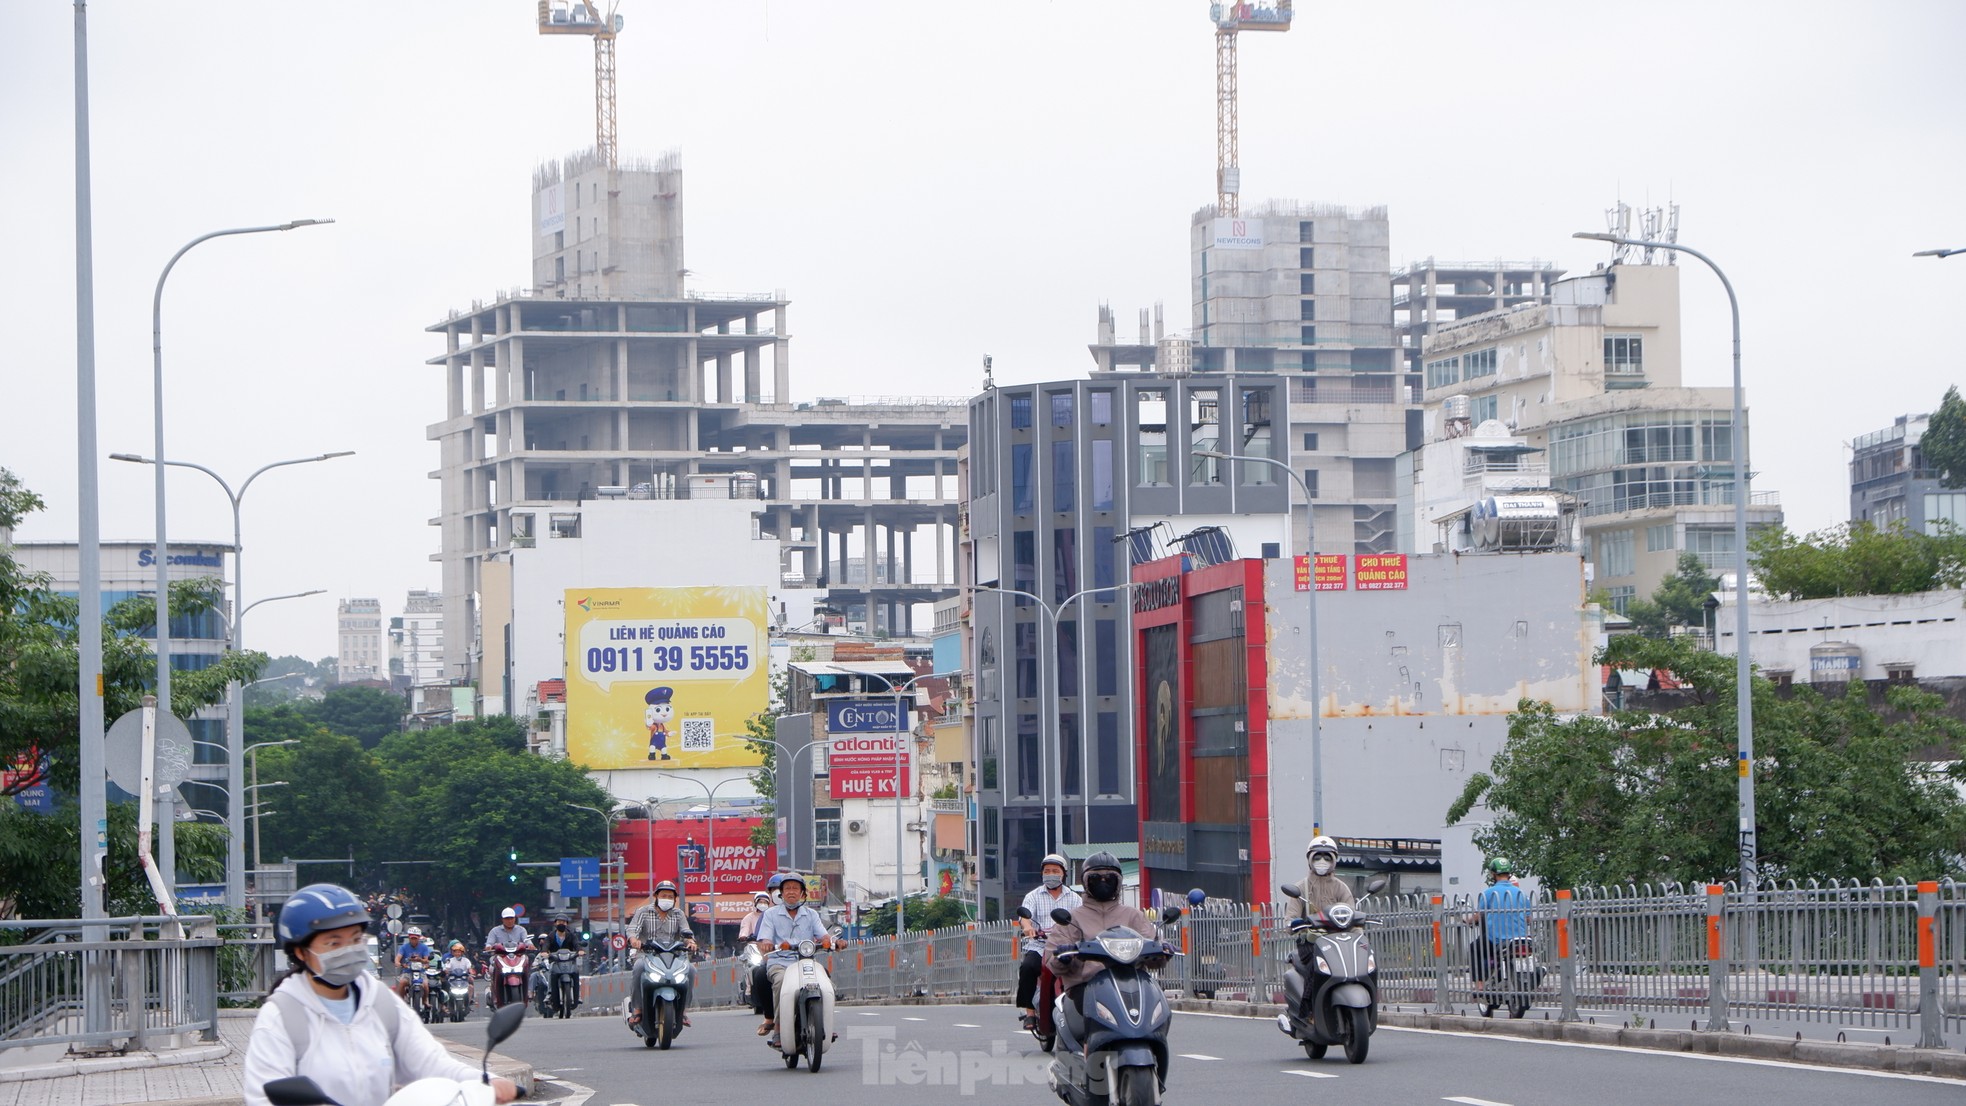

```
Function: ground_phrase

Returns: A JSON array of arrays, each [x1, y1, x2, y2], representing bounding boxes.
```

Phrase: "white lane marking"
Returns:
[[903, 1016, 926, 1021], [954, 1023, 981, 1028], [856, 1011, 883, 1016], [1285, 1069, 1339, 1078], [1179, 1053, 1222, 1060], [1444, 1098, 1513, 1105]]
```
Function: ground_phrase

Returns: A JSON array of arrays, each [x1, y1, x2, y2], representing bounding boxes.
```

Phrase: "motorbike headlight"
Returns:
[[798, 939, 816, 957], [1314, 954, 1333, 975], [1092, 1001, 1118, 1025], [1103, 937, 1143, 964], [1365, 950, 1376, 973]]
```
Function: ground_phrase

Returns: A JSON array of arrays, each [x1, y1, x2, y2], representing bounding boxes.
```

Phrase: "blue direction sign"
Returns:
[[559, 856, 601, 899], [677, 843, 706, 875]]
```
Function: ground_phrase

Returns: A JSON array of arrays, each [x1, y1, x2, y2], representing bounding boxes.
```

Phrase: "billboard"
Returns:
[[829, 729, 910, 800], [1211, 216, 1264, 250], [611, 816, 776, 898], [564, 586, 769, 769]]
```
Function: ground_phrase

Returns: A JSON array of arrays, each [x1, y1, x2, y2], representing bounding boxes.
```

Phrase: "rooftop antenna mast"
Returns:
[[538, 1, 625, 169], [1210, 2, 1292, 216]]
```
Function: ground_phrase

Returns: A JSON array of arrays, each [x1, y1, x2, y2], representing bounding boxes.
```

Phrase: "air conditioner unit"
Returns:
[[846, 819, 867, 835]]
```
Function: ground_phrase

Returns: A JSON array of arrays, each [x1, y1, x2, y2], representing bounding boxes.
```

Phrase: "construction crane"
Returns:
[[1210, 2, 1292, 216], [538, 1, 625, 169]]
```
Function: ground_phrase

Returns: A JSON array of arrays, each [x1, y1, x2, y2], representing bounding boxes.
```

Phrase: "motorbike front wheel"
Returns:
[[1342, 1006, 1371, 1064], [804, 996, 824, 1072], [1116, 1065, 1156, 1106], [1302, 1041, 1327, 1060]]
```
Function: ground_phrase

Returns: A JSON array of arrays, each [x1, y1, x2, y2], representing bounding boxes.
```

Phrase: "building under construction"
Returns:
[[426, 148, 965, 681]]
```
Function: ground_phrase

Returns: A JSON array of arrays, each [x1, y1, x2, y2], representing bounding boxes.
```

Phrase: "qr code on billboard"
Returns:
[[680, 719, 715, 752]]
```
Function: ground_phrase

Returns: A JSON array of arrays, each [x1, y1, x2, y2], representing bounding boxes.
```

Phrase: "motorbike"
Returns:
[[632, 939, 696, 1050], [1014, 906, 1060, 1053], [1480, 935, 1539, 1020], [769, 931, 840, 1072], [738, 942, 764, 1005], [401, 958, 436, 1024], [486, 942, 533, 1011], [547, 946, 582, 1019], [1046, 898, 1190, 1106], [442, 961, 475, 1023], [1276, 877, 1387, 1064], [262, 1001, 524, 1106]]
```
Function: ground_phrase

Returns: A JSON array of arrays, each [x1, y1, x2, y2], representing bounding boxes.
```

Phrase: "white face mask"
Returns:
[[656, 896, 675, 911], [307, 943, 370, 988], [1311, 859, 1333, 877]]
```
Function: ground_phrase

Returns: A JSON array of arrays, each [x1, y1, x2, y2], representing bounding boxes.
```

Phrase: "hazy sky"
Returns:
[[4, 1, 1962, 661]]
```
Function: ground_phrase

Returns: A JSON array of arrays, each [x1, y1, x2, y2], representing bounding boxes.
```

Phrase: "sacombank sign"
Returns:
[[137, 549, 224, 569], [827, 698, 907, 734]]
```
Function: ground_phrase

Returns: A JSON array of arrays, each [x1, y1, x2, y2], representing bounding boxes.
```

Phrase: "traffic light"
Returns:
[[508, 848, 518, 863], [508, 873, 518, 883]]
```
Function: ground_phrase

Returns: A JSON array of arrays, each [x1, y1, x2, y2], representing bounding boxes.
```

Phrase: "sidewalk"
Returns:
[[0, 1010, 534, 1106]]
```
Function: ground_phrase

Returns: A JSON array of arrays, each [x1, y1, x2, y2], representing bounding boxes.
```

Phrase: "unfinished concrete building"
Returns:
[[1393, 259, 1564, 379], [428, 150, 965, 682]]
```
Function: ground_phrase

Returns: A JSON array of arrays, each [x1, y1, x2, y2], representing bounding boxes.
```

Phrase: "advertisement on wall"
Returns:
[[1292, 554, 1348, 592], [828, 730, 910, 799], [563, 586, 769, 770], [611, 816, 776, 899], [1211, 216, 1264, 250]]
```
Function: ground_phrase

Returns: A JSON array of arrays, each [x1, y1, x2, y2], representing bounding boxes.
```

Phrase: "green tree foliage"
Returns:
[[253, 731, 387, 871], [858, 893, 971, 936], [0, 798, 226, 922], [1447, 635, 1966, 887], [1624, 552, 1721, 638], [243, 654, 335, 706], [1749, 520, 1966, 600], [744, 664, 792, 850], [316, 686, 408, 749], [1923, 384, 1966, 490]]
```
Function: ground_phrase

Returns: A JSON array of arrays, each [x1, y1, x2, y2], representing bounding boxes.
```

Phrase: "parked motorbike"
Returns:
[[402, 958, 436, 1024], [1480, 935, 1539, 1020], [1015, 905, 1061, 1053], [442, 962, 475, 1023], [1046, 898, 1189, 1106], [769, 931, 840, 1072], [547, 946, 581, 1019], [262, 1001, 524, 1106], [1276, 877, 1388, 1064], [632, 939, 696, 1050], [486, 942, 532, 1010]]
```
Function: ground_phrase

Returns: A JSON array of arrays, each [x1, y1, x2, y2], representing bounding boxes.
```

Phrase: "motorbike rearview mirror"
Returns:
[[1365, 876, 1389, 895], [484, 1002, 524, 1080], [1049, 907, 1074, 926], [263, 1076, 338, 1106], [1160, 905, 1183, 924], [1016, 906, 1033, 919], [1280, 883, 1303, 899]]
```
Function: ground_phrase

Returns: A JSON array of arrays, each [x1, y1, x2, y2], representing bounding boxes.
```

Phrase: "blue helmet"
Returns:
[[766, 872, 789, 892], [275, 883, 372, 947]]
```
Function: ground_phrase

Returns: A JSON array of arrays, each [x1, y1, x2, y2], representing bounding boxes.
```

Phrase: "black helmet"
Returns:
[[1082, 851, 1123, 902], [1082, 851, 1122, 877], [654, 880, 679, 897]]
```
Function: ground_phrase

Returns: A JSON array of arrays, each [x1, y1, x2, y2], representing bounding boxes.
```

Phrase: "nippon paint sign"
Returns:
[[1211, 217, 1264, 250]]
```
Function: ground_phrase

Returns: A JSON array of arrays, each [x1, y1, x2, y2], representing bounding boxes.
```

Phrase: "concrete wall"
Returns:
[[1259, 552, 1598, 894], [1718, 588, 1966, 683]]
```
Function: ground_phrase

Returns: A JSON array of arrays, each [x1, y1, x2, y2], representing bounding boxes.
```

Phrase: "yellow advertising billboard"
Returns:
[[563, 586, 769, 769]]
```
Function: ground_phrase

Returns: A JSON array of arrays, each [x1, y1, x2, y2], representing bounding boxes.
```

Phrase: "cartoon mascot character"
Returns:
[[644, 686, 675, 761]]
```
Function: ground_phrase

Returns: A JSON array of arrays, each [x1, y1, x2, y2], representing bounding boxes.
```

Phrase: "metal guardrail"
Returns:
[[577, 879, 1959, 1052], [0, 916, 221, 1054]]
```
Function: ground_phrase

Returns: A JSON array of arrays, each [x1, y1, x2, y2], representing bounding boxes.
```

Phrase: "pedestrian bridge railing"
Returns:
[[0, 915, 221, 1055]]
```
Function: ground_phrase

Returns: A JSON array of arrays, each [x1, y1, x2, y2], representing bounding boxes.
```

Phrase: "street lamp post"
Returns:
[[656, 774, 753, 941], [974, 583, 1138, 847], [112, 450, 350, 915], [246, 738, 298, 918], [1195, 450, 1327, 836], [565, 802, 623, 968], [1913, 247, 1964, 259], [746, 737, 817, 873], [856, 669, 961, 935], [1573, 231, 1758, 894]]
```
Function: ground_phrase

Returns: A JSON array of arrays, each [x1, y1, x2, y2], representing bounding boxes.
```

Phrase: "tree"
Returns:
[[0, 798, 226, 922], [243, 654, 335, 706], [1923, 385, 1966, 490], [745, 664, 793, 850], [1624, 552, 1720, 638], [1749, 520, 1966, 600], [254, 731, 388, 874], [859, 894, 970, 936], [316, 686, 408, 749], [1447, 635, 1966, 887]]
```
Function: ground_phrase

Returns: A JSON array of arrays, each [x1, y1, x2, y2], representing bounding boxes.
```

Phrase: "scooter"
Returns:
[[632, 939, 695, 1050], [1046, 896, 1190, 1106], [442, 962, 475, 1023], [262, 1001, 524, 1106], [1480, 935, 1539, 1020], [1276, 877, 1387, 1064], [547, 946, 581, 1019], [486, 943, 532, 1010], [769, 932, 840, 1072], [1015, 906, 1060, 1053], [738, 943, 764, 1005]]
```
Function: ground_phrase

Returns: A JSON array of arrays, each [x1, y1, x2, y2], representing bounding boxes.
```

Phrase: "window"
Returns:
[[1604, 585, 1636, 615], [1464, 348, 1497, 379], [1298, 220, 1314, 242], [1056, 620, 1079, 697], [1096, 711, 1120, 796], [1092, 525, 1116, 589], [1051, 440, 1075, 513], [1686, 527, 1737, 572], [1595, 529, 1636, 578], [1605, 334, 1644, 375], [1471, 395, 1499, 424], [1089, 391, 1114, 426], [1094, 619, 1117, 696], [1300, 273, 1315, 295], [1010, 394, 1033, 429], [1050, 391, 1074, 426], [1302, 433, 1318, 451], [1300, 299, 1316, 321], [1300, 326, 1317, 347], [1053, 528, 1078, 603], [1646, 523, 1676, 552], [1299, 247, 1314, 268], [1011, 444, 1033, 513], [1137, 389, 1169, 485], [1239, 387, 1276, 485], [1015, 622, 1037, 699], [814, 811, 841, 861], [1188, 387, 1222, 484], [1016, 714, 1042, 798], [1928, 492, 1966, 530], [1091, 440, 1114, 510], [1425, 356, 1460, 390], [1302, 469, 1319, 499], [1059, 713, 1081, 798], [1013, 531, 1035, 604]]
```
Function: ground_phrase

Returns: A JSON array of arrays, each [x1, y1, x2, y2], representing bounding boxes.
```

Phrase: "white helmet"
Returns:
[[1306, 835, 1338, 859], [406, 926, 422, 937]]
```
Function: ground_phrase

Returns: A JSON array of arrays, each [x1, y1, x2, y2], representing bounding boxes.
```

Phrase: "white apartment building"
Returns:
[[336, 598, 384, 684]]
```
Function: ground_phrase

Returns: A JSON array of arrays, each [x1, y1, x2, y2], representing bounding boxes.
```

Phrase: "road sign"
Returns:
[[105, 707, 194, 797], [677, 843, 706, 875], [609, 933, 627, 951], [560, 857, 601, 898]]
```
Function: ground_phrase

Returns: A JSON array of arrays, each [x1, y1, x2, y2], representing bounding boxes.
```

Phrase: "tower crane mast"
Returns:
[[538, 1, 625, 170], [1210, 2, 1292, 217]]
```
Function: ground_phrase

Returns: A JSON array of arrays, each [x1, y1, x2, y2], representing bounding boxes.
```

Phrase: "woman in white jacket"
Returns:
[[243, 884, 518, 1106]]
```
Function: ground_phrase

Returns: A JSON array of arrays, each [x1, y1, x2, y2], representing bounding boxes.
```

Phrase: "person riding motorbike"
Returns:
[[242, 883, 517, 1106], [1044, 851, 1161, 1020], [393, 927, 434, 1002], [440, 941, 477, 1015], [481, 907, 533, 1009], [1016, 852, 1082, 1031], [540, 919, 583, 1012], [628, 881, 697, 1027], [1293, 836, 1356, 920], [1469, 857, 1531, 991], [751, 873, 840, 1047]]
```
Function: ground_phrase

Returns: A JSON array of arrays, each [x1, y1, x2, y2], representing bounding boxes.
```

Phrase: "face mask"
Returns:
[[1311, 859, 1333, 877], [1042, 874, 1063, 890], [771, 893, 783, 906], [307, 943, 370, 988], [656, 897, 675, 911], [1085, 873, 1120, 902]]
